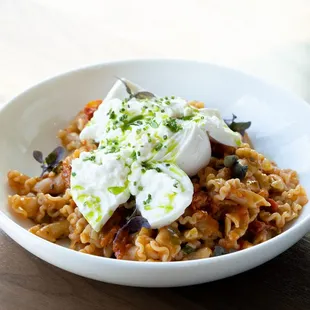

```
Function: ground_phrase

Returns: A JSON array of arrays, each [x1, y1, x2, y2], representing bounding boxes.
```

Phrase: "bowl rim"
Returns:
[[1, 58, 309, 268]]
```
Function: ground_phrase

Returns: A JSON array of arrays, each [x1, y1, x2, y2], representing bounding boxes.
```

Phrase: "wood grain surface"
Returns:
[[0, 230, 310, 310], [1, 1, 310, 309]]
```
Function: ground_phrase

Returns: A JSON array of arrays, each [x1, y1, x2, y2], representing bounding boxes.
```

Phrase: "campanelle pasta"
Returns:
[[7, 95, 308, 261]]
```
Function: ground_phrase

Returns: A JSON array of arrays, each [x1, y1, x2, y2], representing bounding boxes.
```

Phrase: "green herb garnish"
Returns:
[[109, 111, 117, 120], [154, 142, 163, 151], [143, 194, 152, 205], [130, 151, 137, 161], [83, 155, 96, 162], [181, 115, 194, 121], [119, 114, 128, 122], [164, 118, 182, 133], [108, 186, 126, 195], [121, 115, 144, 131]]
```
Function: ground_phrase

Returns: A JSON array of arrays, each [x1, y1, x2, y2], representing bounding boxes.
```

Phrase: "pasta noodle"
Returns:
[[6, 101, 308, 261]]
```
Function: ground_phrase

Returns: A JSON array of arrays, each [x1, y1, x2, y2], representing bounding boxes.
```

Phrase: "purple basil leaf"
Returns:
[[33, 150, 43, 163], [182, 244, 195, 254], [213, 246, 237, 257], [134, 91, 155, 100], [224, 114, 251, 136], [126, 207, 138, 221], [224, 114, 237, 125], [45, 146, 65, 167], [126, 216, 151, 234], [115, 77, 133, 97], [40, 166, 49, 177], [34, 146, 65, 177], [229, 121, 251, 136], [114, 215, 151, 244], [213, 246, 227, 256]]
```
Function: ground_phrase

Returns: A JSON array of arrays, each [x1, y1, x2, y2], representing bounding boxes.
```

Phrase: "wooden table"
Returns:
[[1, 1, 310, 309], [1, 230, 309, 310]]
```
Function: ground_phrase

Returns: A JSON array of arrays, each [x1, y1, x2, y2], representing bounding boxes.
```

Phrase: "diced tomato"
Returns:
[[83, 100, 103, 120], [190, 191, 209, 211], [248, 220, 267, 234], [267, 198, 278, 212]]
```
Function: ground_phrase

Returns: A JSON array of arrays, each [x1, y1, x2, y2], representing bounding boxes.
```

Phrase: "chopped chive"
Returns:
[[130, 151, 137, 160], [83, 155, 96, 162], [109, 111, 116, 120], [154, 143, 163, 151], [150, 120, 159, 128], [164, 118, 182, 133], [146, 194, 152, 204]]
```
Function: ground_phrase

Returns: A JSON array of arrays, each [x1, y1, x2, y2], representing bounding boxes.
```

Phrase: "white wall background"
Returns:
[[1, 0, 310, 102]]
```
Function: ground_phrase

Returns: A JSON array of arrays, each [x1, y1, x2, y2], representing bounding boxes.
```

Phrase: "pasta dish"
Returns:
[[7, 79, 308, 261]]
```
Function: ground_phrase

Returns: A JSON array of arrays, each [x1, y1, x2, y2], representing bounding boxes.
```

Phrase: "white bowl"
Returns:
[[0, 59, 309, 287]]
